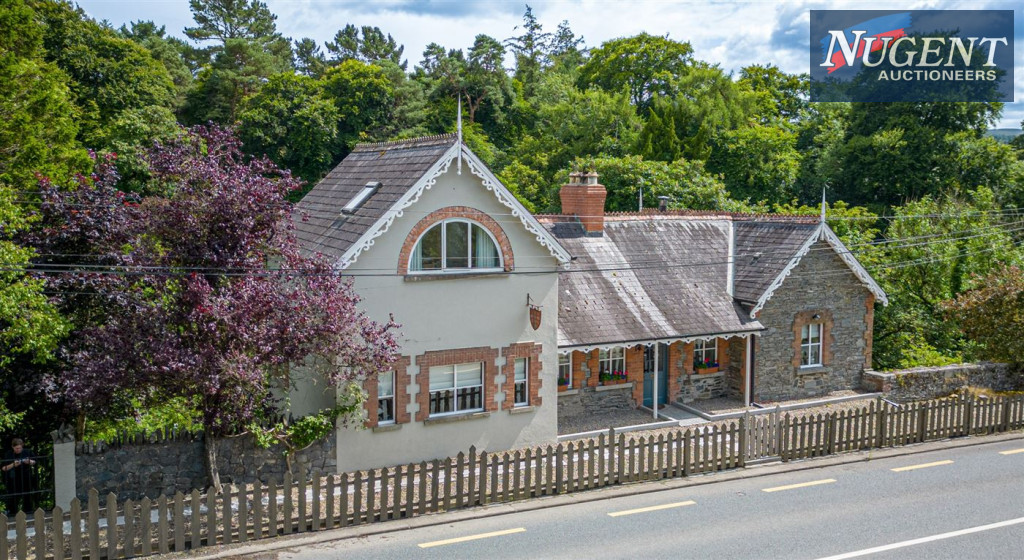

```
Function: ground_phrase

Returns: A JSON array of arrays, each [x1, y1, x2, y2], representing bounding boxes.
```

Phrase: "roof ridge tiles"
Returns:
[[352, 133, 458, 152], [536, 210, 819, 223]]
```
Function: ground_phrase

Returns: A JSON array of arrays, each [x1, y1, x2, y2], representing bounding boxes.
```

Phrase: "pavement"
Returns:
[[172, 429, 1024, 560]]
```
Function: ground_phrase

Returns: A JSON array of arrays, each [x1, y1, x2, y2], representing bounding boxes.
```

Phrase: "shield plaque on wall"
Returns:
[[529, 306, 542, 330]]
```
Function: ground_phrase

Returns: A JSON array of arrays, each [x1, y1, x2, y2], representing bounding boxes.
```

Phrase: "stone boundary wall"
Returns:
[[862, 362, 1022, 402], [72, 432, 336, 501]]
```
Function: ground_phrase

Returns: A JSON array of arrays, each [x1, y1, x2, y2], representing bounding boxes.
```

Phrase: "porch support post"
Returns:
[[744, 335, 754, 407], [653, 343, 659, 420]]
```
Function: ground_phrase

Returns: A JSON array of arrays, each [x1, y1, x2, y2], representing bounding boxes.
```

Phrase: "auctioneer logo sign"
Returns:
[[809, 10, 1014, 102]]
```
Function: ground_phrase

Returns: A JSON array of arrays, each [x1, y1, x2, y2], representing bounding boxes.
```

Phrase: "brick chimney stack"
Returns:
[[560, 170, 607, 235]]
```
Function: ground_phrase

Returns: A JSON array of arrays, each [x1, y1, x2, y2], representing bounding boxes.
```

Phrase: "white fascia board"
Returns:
[[557, 329, 763, 355], [459, 146, 572, 264], [336, 142, 571, 270], [749, 223, 889, 318]]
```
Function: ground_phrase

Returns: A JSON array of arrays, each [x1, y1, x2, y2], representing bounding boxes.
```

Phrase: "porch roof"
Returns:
[[543, 217, 764, 350]]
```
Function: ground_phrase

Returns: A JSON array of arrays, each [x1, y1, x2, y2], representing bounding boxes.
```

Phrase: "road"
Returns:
[[259, 439, 1024, 559]]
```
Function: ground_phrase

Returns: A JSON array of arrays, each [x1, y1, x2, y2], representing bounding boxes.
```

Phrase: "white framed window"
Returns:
[[694, 339, 718, 369], [409, 219, 501, 272], [558, 353, 572, 387], [513, 358, 528, 406], [377, 371, 395, 424], [429, 362, 484, 415], [598, 347, 625, 376], [801, 323, 822, 367]]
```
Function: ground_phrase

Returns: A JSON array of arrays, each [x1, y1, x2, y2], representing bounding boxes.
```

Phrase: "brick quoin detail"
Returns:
[[571, 350, 588, 389], [627, 346, 644, 405], [791, 310, 835, 368], [363, 356, 411, 428], [397, 206, 514, 274], [667, 342, 683, 401], [414, 346, 500, 421], [501, 342, 544, 409]]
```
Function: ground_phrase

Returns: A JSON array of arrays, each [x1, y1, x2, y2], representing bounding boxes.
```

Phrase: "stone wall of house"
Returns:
[[754, 241, 873, 402], [724, 338, 746, 399], [73, 432, 336, 501], [862, 362, 1022, 402]]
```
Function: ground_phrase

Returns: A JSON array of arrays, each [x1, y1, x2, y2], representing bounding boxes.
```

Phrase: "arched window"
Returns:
[[409, 219, 502, 272]]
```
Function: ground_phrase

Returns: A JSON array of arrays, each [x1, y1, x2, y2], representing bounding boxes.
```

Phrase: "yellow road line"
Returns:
[[891, 460, 953, 472], [762, 478, 836, 493], [999, 448, 1024, 455], [608, 500, 697, 517], [418, 528, 526, 549]]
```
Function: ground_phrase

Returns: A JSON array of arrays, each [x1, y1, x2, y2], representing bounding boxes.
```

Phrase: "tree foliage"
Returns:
[[945, 265, 1024, 366], [577, 32, 693, 112], [237, 73, 340, 183], [32, 127, 399, 489]]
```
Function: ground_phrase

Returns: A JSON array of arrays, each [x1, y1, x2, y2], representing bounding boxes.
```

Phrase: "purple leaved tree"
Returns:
[[36, 127, 398, 492]]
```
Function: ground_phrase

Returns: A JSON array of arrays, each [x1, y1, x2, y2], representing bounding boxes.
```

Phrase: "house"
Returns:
[[291, 134, 570, 471], [291, 133, 886, 472], [542, 173, 887, 416]]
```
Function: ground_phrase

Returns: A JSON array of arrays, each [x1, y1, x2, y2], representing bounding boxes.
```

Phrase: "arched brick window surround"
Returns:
[[397, 206, 514, 275]]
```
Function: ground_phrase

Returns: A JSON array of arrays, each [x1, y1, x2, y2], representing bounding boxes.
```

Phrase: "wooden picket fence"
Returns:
[[3, 394, 1022, 559]]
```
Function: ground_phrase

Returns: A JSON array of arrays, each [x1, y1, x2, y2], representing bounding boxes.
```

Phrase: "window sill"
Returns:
[[595, 382, 633, 392], [797, 365, 827, 375], [509, 405, 535, 415], [424, 411, 490, 425], [372, 423, 401, 433], [558, 388, 580, 397], [404, 270, 509, 282]]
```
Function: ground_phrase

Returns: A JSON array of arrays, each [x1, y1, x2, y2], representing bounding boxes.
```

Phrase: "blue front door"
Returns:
[[643, 343, 669, 407]]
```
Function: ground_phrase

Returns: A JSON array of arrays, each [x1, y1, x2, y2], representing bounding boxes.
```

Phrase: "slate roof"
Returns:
[[293, 134, 458, 261], [540, 212, 800, 349], [732, 218, 819, 304]]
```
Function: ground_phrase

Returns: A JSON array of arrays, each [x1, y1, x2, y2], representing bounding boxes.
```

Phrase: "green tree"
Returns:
[[320, 59, 394, 151], [566, 155, 730, 213], [577, 33, 693, 112], [739, 64, 808, 126], [183, 37, 291, 124], [548, 20, 585, 70], [871, 187, 1020, 368], [636, 109, 680, 162], [835, 102, 1005, 210], [0, 0, 84, 434], [237, 73, 340, 184], [500, 72, 640, 210], [506, 5, 551, 96], [326, 24, 406, 69], [185, 0, 281, 43], [706, 125, 801, 204], [945, 265, 1024, 366], [119, 20, 194, 108], [34, 0, 176, 148], [181, 0, 293, 124], [294, 37, 327, 78], [644, 65, 761, 162]]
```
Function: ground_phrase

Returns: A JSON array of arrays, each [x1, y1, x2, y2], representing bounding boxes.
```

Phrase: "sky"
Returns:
[[74, 0, 1024, 130]]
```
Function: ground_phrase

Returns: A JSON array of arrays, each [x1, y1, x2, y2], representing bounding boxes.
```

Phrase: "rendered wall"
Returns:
[[328, 166, 561, 471]]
